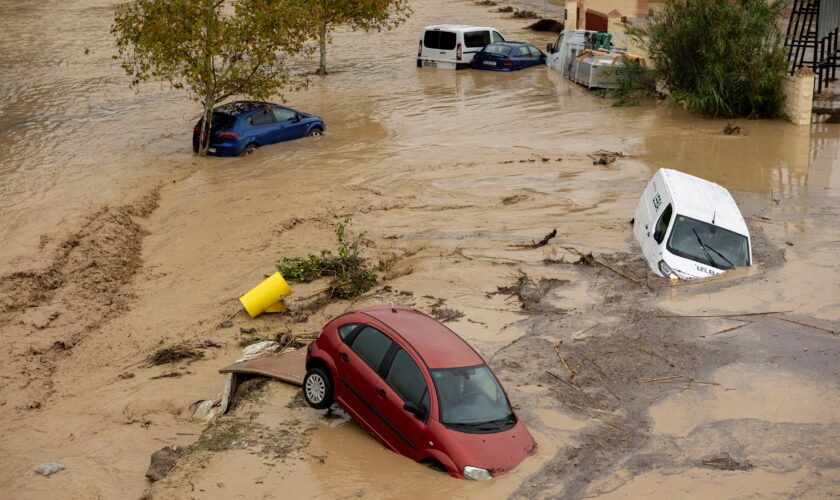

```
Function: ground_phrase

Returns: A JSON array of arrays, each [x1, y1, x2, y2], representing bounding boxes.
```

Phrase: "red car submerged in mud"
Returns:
[[304, 305, 536, 480]]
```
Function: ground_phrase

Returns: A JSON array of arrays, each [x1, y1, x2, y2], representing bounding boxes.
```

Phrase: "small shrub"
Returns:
[[607, 57, 657, 107], [277, 219, 377, 300], [629, 0, 787, 118], [512, 9, 538, 19]]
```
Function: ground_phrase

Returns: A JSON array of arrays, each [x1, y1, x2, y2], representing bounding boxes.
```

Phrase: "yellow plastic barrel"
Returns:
[[239, 272, 293, 318]]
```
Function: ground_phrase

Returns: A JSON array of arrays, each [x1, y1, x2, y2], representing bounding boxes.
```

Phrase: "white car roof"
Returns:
[[423, 25, 497, 32], [659, 168, 749, 237]]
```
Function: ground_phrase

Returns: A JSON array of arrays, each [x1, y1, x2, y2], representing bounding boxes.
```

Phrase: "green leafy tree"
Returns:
[[288, 0, 412, 75], [629, 0, 788, 118], [112, 0, 315, 156]]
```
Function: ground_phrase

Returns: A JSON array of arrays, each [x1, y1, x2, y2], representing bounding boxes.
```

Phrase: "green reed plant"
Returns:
[[628, 0, 788, 118]]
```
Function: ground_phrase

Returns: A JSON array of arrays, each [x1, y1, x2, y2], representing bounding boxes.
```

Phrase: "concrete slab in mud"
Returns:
[[218, 349, 306, 386]]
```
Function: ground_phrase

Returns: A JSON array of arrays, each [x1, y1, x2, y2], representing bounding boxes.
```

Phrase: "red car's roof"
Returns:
[[358, 305, 484, 369]]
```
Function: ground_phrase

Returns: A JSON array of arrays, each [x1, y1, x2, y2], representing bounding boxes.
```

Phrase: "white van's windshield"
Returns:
[[667, 215, 749, 269]]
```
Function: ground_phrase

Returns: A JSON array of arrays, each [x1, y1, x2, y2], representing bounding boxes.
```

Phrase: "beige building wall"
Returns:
[[607, 11, 649, 60], [565, 1, 578, 30]]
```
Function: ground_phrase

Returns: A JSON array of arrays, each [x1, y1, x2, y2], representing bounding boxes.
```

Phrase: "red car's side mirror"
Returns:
[[403, 401, 426, 420]]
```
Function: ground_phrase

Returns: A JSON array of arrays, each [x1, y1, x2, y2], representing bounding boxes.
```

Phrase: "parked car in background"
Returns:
[[418, 25, 506, 69], [304, 305, 536, 480], [471, 42, 546, 71], [633, 168, 752, 280], [192, 101, 325, 157]]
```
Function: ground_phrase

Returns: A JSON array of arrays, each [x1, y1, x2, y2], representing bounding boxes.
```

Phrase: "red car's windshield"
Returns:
[[431, 365, 514, 432]]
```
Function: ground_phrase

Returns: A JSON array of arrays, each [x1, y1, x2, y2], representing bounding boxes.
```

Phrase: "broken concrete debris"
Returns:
[[34, 462, 65, 476], [190, 340, 304, 422], [191, 399, 218, 422], [239, 340, 283, 362]]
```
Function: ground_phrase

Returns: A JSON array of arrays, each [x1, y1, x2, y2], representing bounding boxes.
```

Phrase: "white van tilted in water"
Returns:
[[418, 25, 506, 69], [633, 169, 752, 280]]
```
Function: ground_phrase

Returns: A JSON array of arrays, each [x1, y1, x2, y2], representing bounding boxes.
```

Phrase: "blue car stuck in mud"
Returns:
[[192, 101, 325, 156], [470, 42, 546, 71]]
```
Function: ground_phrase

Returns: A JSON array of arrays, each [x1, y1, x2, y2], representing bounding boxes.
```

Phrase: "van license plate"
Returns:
[[482, 61, 497, 66], [423, 60, 437, 68]]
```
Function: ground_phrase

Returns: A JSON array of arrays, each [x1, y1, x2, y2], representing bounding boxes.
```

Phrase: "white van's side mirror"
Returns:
[[547, 43, 555, 53]]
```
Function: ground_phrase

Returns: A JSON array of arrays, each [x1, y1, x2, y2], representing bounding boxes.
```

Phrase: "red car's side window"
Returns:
[[348, 326, 393, 373], [338, 323, 361, 342], [385, 349, 431, 422]]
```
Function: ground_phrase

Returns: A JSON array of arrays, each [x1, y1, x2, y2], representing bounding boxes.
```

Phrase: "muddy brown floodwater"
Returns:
[[1, 0, 839, 499]]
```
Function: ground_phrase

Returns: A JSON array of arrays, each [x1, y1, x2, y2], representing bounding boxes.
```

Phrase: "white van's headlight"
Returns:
[[658, 260, 677, 279], [463, 465, 492, 481]]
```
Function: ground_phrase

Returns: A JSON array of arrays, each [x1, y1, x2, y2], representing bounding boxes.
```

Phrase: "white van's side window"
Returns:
[[464, 31, 491, 48], [425, 31, 456, 50], [492, 31, 505, 43], [653, 204, 672, 244]]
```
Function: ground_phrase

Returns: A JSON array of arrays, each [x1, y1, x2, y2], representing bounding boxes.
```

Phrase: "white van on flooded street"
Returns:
[[633, 169, 752, 280], [418, 25, 506, 69]]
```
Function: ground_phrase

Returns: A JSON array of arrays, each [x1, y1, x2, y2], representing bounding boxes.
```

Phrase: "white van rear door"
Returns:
[[422, 29, 457, 66]]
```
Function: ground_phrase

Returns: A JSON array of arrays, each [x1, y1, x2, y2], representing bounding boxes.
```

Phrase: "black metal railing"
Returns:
[[786, 0, 840, 93]]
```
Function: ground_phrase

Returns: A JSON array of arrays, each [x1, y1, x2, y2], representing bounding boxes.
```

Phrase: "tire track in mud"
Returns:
[[0, 187, 160, 410]]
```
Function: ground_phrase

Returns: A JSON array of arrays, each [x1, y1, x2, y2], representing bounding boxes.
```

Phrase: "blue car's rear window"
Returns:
[[483, 44, 512, 56], [198, 112, 236, 131]]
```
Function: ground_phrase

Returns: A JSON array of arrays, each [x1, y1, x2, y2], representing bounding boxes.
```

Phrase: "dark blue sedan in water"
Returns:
[[192, 101, 325, 156], [471, 42, 546, 71]]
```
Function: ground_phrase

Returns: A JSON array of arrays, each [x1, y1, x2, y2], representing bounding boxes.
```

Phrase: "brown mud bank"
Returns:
[[1, 0, 840, 498], [0, 188, 160, 411]]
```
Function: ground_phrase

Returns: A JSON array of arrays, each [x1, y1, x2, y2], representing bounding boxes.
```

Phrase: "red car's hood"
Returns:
[[447, 419, 536, 476]]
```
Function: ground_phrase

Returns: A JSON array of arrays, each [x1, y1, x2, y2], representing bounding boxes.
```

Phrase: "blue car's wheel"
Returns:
[[308, 127, 323, 137], [240, 143, 258, 156]]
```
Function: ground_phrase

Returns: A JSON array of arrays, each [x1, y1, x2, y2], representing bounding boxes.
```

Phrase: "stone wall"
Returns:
[[781, 69, 816, 126]]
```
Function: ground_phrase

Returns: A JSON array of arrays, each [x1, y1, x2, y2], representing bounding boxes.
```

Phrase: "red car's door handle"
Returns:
[[376, 388, 386, 399], [338, 352, 348, 362]]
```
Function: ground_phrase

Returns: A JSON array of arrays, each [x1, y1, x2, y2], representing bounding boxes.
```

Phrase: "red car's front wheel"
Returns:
[[303, 367, 334, 409]]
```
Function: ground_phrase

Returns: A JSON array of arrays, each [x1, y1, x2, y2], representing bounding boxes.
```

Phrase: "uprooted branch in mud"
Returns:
[[532, 229, 557, 247], [495, 272, 569, 313], [147, 345, 204, 366], [276, 218, 377, 300], [588, 150, 626, 166], [556, 245, 645, 287]]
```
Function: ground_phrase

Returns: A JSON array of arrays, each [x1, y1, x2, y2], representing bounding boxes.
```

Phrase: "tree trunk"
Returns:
[[199, 1, 216, 157], [317, 20, 328, 75], [199, 94, 215, 157]]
